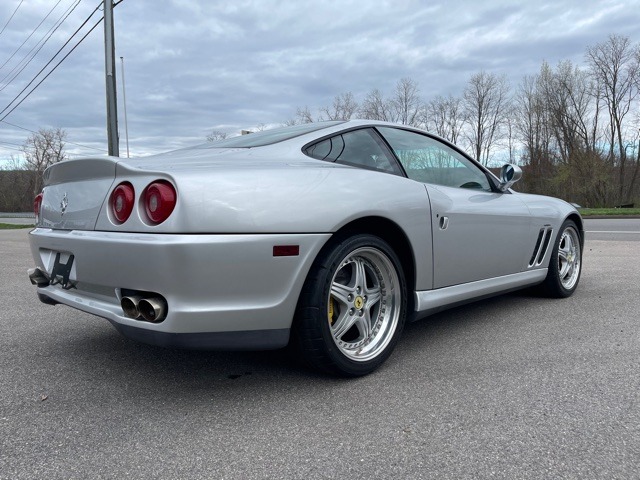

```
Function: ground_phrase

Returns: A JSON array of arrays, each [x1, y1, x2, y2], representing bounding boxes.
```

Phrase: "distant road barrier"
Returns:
[[0, 212, 35, 218]]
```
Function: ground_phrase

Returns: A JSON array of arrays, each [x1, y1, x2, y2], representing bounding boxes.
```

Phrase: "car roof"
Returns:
[[204, 119, 418, 149]]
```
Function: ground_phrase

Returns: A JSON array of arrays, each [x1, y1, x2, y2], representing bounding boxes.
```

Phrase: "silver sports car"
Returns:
[[28, 120, 583, 376]]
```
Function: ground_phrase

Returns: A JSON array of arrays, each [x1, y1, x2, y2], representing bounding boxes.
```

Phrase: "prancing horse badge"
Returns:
[[60, 192, 68, 216]]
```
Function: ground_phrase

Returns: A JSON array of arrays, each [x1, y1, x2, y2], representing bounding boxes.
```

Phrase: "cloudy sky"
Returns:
[[0, 0, 639, 164]]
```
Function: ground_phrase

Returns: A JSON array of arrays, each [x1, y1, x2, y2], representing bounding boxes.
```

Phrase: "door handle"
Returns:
[[439, 216, 449, 230]]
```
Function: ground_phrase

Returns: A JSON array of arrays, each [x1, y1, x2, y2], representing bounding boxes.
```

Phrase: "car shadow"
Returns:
[[399, 288, 544, 350], [55, 319, 334, 387], [29, 287, 553, 408]]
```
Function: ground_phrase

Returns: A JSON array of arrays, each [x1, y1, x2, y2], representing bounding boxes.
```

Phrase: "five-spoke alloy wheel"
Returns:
[[542, 219, 582, 297], [293, 234, 407, 376]]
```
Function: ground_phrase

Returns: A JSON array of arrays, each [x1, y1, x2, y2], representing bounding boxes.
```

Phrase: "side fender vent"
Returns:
[[529, 226, 553, 267]]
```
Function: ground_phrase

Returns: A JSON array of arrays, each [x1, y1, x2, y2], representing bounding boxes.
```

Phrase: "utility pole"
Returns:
[[104, 0, 119, 157]]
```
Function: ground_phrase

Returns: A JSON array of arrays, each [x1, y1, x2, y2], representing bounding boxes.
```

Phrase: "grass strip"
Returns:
[[0, 223, 34, 229], [579, 208, 640, 216]]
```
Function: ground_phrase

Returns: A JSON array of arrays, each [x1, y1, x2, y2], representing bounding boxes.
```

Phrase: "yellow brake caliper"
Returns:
[[328, 297, 335, 325]]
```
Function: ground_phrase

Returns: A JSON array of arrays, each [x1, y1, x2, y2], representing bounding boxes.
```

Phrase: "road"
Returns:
[[584, 217, 640, 241], [1, 219, 639, 479]]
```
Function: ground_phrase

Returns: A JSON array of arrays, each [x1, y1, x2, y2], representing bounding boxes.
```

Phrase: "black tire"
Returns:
[[292, 234, 407, 376], [541, 219, 582, 298]]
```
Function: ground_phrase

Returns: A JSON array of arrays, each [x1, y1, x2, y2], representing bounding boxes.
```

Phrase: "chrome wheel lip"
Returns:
[[328, 246, 401, 362], [558, 226, 581, 290]]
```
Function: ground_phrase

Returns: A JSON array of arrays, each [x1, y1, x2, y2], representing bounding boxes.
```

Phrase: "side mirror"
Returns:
[[498, 164, 522, 192]]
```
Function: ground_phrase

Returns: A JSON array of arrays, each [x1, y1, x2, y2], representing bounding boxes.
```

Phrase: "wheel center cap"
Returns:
[[354, 296, 364, 309]]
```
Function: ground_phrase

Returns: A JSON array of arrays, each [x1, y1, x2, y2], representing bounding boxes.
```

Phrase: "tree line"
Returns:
[[0, 128, 66, 212], [281, 34, 640, 207]]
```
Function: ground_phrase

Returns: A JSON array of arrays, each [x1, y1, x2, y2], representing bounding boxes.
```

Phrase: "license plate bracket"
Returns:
[[50, 252, 76, 290]]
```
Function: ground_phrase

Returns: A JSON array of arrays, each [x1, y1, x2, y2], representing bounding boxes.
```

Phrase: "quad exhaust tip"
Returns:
[[28, 267, 50, 287], [28, 270, 168, 322], [121, 295, 143, 319], [121, 294, 167, 323], [138, 297, 167, 323]]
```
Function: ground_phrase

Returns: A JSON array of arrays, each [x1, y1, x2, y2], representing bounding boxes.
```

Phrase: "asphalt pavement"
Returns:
[[1, 220, 639, 479]]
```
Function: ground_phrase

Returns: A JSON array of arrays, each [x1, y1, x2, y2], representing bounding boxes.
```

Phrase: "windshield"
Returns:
[[205, 121, 344, 148]]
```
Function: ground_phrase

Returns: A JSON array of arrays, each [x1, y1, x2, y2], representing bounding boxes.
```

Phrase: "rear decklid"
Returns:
[[39, 157, 117, 230]]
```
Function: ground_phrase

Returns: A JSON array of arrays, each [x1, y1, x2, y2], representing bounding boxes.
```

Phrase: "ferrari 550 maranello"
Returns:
[[28, 120, 583, 376]]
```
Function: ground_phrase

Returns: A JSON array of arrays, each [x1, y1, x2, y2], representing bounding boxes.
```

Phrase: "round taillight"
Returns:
[[34, 193, 43, 223], [144, 180, 176, 224], [110, 182, 135, 224]]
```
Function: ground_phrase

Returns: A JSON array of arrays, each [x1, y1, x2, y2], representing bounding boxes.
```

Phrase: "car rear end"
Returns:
[[28, 155, 330, 349]]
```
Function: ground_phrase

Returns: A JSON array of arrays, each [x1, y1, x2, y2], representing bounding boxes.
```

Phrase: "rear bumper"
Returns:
[[29, 228, 331, 349]]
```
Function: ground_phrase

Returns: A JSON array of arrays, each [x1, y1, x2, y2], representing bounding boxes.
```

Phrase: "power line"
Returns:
[[0, 140, 52, 153], [0, 120, 108, 153], [0, 19, 103, 123], [0, 1, 81, 90], [0, 0, 83, 91], [1, 0, 127, 117], [0, 119, 33, 132], [0, 0, 24, 37], [0, 141, 24, 152], [0, 147, 23, 154], [0, 0, 126, 155], [0, 0, 63, 72], [0, 139, 24, 147], [0, 8, 104, 121], [0, 1, 100, 101]]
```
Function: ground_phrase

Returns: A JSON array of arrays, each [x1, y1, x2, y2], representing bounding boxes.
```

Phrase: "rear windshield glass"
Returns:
[[206, 121, 345, 148]]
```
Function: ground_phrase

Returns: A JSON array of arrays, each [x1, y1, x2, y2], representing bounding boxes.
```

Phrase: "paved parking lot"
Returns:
[[1, 221, 639, 479]]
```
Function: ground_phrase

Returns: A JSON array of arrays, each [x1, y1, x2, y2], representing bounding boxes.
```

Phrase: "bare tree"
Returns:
[[359, 79, 423, 125], [424, 94, 464, 144], [0, 169, 32, 211], [540, 61, 600, 163], [390, 78, 422, 127], [206, 130, 228, 142], [283, 106, 315, 126], [586, 34, 640, 202], [359, 88, 393, 121], [537, 61, 611, 206], [504, 103, 518, 164], [516, 76, 551, 153], [0, 156, 31, 211], [462, 71, 511, 165], [514, 74, 553, 193], [22, 128, 66, 196], [319, 92, 358, 121], [297, 105, 316, 124]]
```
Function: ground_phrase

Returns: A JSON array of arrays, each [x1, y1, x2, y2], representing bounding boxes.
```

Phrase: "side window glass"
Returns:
[[305, 135, 345, 161], [377, 127, 491, 191], [304, 129, 401, 174]]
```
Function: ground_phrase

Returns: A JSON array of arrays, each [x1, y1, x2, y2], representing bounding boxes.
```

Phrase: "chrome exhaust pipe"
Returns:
[[121, 295, 143, 319], [28, 267, 50, 287], [138, 297, 167, 323]]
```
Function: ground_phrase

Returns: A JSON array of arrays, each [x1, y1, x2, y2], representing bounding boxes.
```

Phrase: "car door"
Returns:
[[377, 127, 533, 289]]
